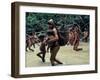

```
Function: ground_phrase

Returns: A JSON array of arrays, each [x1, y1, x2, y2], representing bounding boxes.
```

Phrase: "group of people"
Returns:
[[68, 24, 83, 51], [26, 32, 40, 52], [26, 19, 88, 66], [37, 19, 63, 66]]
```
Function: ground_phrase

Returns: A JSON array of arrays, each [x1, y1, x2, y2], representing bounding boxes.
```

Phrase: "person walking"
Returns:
[[73, 24, 82, 51], [47, 19, 63, 66]]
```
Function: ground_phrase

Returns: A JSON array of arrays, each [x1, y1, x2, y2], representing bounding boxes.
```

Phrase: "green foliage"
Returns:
[[26, 12, 89, 34]]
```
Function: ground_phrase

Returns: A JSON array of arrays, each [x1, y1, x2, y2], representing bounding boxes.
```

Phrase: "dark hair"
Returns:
[[39, 36, 45, 42], [48, 19, 56, 25], [48, 22, 53, 25]]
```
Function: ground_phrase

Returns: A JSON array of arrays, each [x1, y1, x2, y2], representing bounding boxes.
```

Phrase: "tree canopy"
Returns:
[[26, 12, 89, 35]]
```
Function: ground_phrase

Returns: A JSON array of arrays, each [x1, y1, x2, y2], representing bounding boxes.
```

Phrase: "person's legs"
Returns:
[[33, 43, 35, 48], [26, 43, 28, 51], [37, 51, 46, 62], [73, 43, 78, 51], [29, 46, 34, 51], [26, 40, 30, 51], [73, 41, 82, 51], [50, 46, 62, 66], [53, 46, 63, 64], [70, 39, 74, 45], [54, 59, 63, 64], [37, 52, 42, 59], [28, 41, 34, 52], [42, 51, 46, 62], [50, 48, 55, 66]]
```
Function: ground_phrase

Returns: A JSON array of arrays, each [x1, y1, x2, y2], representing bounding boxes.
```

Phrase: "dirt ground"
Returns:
[[25, 42, 89, 67]]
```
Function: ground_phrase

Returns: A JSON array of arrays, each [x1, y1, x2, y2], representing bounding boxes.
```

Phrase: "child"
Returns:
[[37, 36, 47, 62], [37, 30, 57, 63]]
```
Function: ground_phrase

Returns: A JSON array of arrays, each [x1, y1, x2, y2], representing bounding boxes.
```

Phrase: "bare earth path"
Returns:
[[25, 42, 89, 67]]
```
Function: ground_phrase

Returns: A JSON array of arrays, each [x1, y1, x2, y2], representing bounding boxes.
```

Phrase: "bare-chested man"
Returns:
[[73, 24, 82, 51], [68, 27, 74, 45], [47, 19, 63, 66]]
